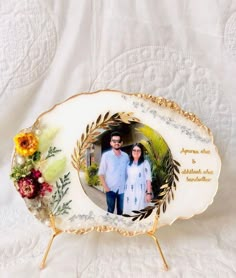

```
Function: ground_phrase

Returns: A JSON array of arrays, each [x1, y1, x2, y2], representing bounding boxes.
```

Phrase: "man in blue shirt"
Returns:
[[98, 131, 129, 215]]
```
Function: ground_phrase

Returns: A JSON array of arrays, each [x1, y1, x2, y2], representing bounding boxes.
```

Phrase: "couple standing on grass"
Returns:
[[98, 131, 152, 215]]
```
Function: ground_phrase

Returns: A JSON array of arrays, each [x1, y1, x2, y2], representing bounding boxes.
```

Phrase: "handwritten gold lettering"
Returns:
[[180, 148, 211, 155], [180, 148, 199, 155], [182, 169, 202, 174], [203, 169, 214, 174], [201, 149, 211, 154], [182, 168, 214, 175], [186, 176, 211, 182]]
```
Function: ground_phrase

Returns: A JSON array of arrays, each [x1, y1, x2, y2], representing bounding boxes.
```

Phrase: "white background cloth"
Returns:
[[1, 1, 236, 277]]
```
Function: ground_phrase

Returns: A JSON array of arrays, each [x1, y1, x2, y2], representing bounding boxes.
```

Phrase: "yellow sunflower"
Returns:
[[14, 132, 38, 157]]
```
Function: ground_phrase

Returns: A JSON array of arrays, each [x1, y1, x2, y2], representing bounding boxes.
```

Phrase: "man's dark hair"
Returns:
[[110, 131, 122, 141]]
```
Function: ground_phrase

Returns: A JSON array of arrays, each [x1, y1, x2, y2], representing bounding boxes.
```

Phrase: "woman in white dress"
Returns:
[[123, 143, 152, 214]]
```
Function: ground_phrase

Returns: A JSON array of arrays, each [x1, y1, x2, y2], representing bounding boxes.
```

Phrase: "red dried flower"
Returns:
[[31, 169, 42, 179], [16, 169, 53, 199], [18, 177, 39, 199], [40, 182, 53, 196]]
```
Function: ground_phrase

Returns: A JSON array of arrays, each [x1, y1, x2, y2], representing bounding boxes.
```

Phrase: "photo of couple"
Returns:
[[98, 131, 153, 215], [81, 123, 170, 218]]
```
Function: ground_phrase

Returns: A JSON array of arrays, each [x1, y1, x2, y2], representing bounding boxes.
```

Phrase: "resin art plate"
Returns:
[[10, 90, 221, 237]]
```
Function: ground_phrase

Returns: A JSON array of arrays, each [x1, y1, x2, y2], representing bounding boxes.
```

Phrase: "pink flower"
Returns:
[[18, 177, 39, 199], [40, 182, 53, 197]]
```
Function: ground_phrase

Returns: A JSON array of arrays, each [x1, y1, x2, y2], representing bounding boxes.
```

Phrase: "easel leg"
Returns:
[[147, 233, 168, 271], [40, 214, 62, 269], [40, 232, 58, 269]]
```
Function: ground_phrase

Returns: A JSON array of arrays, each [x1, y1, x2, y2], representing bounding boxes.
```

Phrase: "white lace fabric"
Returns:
[[1, 0, 236, 277]]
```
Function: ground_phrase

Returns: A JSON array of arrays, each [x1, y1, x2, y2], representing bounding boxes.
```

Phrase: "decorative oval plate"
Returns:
[[10, 90, 221, 236]]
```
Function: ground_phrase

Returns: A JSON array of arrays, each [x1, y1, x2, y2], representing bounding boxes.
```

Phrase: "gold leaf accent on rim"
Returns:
[[135, 93, 211, 135]]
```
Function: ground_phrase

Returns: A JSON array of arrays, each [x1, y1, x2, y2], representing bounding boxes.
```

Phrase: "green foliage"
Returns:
[[45, 146, 61, 159], [10, 159, 34, 182], [11, 151, 42, 182], [136, 124, 170, 198], [85, 163, 100, 186], [29, 151, 41, 162], [50, 172, 72, 216]]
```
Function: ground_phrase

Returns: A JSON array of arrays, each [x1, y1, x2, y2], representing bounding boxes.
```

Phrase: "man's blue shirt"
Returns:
[[98, 149, 129, 194]]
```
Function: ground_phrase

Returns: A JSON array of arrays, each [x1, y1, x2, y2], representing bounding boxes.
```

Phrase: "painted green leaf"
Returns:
[[43, 157, 66, 182], [38, 128, 59, 153]]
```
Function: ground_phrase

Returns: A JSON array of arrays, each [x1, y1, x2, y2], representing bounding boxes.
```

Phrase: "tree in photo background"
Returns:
[[85, 163, 100, 186]]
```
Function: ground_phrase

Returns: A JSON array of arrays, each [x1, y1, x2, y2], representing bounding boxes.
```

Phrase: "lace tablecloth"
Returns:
[[1, 1, 236, 277]]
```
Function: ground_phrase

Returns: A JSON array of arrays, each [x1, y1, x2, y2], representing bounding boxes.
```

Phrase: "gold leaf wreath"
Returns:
[[71, 112, 140, 171], [71, 111, 180, 222]]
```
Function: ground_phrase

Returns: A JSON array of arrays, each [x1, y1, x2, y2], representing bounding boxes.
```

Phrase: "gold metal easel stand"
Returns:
[[146, 215, 168, 271], [40, 214, 62, 269], [40, 214, 168, 270]]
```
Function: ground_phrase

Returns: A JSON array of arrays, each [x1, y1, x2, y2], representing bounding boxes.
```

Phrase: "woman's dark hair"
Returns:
[[129, 143, 145, 166]]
